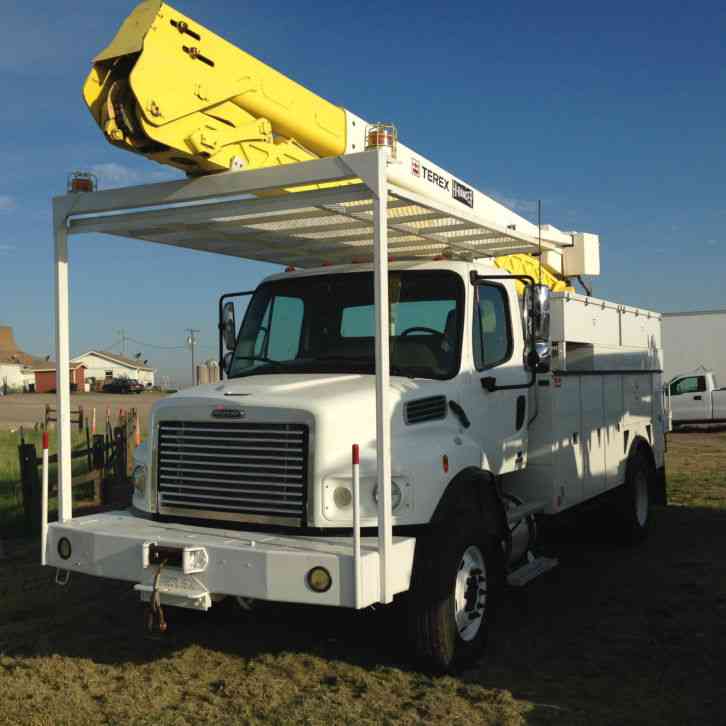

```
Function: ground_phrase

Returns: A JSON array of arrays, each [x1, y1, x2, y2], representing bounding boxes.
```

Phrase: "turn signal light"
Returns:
[[307, 566, 332, 593]]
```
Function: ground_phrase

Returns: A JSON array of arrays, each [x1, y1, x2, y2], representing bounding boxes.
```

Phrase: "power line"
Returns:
[[126, 336, 187, 350]]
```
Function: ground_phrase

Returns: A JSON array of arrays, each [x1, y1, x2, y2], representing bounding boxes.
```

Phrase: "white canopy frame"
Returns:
[[51, 149, 564, 603]]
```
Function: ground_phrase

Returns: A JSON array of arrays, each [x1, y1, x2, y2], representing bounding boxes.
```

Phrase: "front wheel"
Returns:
[[408, 518, 503, 672]]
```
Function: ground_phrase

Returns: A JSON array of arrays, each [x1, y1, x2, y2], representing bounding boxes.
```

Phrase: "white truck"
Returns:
[[668, 371, 726, 428], [43, 1, 668, 671]]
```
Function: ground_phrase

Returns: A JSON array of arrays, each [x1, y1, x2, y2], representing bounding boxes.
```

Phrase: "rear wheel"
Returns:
[[408, 516, 503, 672], [615, 450, 653, 542]]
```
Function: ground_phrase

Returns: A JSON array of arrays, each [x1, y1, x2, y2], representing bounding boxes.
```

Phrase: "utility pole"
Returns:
[[116, 328, 127, 356], [186, 329, 200, 386]]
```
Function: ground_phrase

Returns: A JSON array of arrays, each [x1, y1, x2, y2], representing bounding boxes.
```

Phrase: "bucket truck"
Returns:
[[44, 1, 667, 671]]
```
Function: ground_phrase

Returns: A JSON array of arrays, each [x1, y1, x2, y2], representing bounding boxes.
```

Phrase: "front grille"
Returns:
[[404, 395, 447, 424], [157, 421, 308, 524]]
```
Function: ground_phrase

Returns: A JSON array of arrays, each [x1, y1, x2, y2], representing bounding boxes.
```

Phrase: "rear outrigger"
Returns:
[[45, 1, 667, 671]]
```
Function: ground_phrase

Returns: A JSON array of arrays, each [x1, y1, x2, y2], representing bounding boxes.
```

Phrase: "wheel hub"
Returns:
[[454, 545, 487, 642]]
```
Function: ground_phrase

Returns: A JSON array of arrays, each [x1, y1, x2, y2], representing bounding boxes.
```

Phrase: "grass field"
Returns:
[[1, 430, 724, 725]]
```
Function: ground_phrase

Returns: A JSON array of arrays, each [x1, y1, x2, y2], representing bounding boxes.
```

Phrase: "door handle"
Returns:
[[694, 395, 702, 400]]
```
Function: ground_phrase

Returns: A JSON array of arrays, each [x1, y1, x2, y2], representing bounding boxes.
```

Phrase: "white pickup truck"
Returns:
[[668, 371, 726, 427]]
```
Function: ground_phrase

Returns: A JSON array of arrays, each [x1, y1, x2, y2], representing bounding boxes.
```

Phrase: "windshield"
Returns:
[[228, 271, 464, 380]]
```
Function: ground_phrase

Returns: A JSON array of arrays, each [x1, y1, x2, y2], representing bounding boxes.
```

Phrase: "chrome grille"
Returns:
[[157, 421, 308, 524]]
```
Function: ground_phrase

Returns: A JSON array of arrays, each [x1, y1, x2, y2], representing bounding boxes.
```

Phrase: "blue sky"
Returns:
[[0, 0, 724, 385]]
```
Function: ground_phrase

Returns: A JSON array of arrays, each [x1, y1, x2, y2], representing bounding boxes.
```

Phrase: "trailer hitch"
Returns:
[[145, 560, 168, 634]]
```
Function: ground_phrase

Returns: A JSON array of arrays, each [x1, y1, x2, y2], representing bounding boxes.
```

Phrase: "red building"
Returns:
[[33, 363, 86, 393]]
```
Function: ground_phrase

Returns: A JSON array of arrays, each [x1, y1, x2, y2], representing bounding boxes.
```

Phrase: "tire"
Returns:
[[615, 450, 653, 543], [408, 515, 504, 672]]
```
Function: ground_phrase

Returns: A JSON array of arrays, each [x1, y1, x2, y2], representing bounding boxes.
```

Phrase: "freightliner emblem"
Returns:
[[212, 406, 245, 419]]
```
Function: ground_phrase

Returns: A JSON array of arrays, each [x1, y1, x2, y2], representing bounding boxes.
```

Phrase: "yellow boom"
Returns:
[[83, 1, 347, 176]]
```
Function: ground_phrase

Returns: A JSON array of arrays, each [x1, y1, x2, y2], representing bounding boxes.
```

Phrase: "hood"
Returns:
[[156, 373, 446, 419]]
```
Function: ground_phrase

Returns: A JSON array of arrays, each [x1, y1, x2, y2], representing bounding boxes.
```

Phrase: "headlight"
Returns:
[[333, 486, 353, 508], [132, 465, 147, 495], [373, 480, 403, 511]]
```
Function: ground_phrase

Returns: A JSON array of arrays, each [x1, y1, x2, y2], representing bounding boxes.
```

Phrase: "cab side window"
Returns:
[[473, 285, 512, 370], [670, 376, 705, 395]]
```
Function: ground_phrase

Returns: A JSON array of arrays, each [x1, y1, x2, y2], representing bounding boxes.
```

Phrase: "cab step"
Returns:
[[507, 556, 559, 587]]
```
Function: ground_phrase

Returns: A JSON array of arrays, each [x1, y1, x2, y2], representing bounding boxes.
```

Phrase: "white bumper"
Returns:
[[45, 511, 415, 609]]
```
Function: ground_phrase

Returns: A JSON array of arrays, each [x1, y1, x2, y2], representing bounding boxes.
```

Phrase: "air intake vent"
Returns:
[[404, 396, 447, 425]]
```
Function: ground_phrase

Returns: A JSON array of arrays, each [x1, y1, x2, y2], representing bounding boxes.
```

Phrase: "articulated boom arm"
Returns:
[[84, 1, 349, 176]]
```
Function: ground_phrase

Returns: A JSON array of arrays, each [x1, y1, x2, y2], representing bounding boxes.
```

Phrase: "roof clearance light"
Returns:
[[67, 171, 98, 194], [365, 123, 398, 159]]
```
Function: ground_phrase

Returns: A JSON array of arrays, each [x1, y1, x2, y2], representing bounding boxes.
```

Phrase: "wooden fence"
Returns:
[[17, 410, 140, 534]]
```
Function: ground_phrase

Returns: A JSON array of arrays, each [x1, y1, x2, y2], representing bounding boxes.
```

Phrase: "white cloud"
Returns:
[[486, 190, 539, 215], [89, 163, 180, 190], [0, 195, 16, 211]]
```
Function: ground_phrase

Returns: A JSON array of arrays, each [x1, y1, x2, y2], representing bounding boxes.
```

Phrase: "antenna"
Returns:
[[537, 199, 543, 285]]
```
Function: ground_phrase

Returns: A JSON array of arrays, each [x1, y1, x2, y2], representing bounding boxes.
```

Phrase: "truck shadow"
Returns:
[[2, 503, 724, 723]]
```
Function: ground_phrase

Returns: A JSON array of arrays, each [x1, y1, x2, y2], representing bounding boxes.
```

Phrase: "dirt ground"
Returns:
[[0, 431, 724, 725], [0, 392, 167, 431]]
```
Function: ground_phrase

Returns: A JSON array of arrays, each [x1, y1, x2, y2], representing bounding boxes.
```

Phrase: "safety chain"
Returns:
[[145, 559, 168, 633]]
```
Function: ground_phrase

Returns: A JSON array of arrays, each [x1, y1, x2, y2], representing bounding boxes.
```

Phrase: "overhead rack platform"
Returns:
[[56, 150, 568, 267], [51, 149, 574, 604]]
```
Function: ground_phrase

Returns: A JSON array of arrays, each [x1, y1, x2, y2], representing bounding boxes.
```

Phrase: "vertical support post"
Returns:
[[371, 149, 393, 604], [352, 444, 361, 609], [41, 432, 49, 566], [53, 206, 73, 523]]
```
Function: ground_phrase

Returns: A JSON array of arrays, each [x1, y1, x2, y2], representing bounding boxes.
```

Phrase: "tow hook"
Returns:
[[146, 560, 168, 633]]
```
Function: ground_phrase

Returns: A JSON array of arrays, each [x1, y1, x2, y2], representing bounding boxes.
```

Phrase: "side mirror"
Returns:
[[524, 284, 551, 372], [222, 301, 237, 352]]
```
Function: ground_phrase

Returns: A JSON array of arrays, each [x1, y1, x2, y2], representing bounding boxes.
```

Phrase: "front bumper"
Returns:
[[45, 511, 415, 609]]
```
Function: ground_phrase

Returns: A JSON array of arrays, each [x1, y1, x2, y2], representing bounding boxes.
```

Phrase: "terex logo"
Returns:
[[452, 179, 474, 208], [212, 406, 244, 419], [411, 157, 421, 177], [421, 165, 450, 191]]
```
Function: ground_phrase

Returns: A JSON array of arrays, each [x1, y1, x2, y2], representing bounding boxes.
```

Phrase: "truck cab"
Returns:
[[134, 259, 531, 531], [668, 371, 726, 427]]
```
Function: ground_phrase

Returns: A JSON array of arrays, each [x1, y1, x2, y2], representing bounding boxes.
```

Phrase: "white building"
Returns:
[[71, 350, 156, 388], [662, 309, 726, 385], [0, 360, 36, 391], [0, 325, 43, 392]]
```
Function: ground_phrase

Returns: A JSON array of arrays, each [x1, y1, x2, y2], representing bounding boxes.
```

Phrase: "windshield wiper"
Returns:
[[317, 355, 416, 379], [228, 355, 290, 378], [317, 355, 372, 363], [232, 355, 285, 366]]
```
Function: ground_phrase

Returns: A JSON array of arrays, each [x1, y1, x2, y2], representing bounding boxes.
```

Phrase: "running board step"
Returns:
[[507, 556, 559, 587]]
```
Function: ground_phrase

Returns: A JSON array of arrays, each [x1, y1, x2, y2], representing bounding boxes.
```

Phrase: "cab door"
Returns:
[[669, 375, 709, 422], [464, 281, 530, 475]]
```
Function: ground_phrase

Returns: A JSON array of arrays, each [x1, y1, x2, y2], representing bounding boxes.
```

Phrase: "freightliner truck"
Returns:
[[44, 1, 668, 670]]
